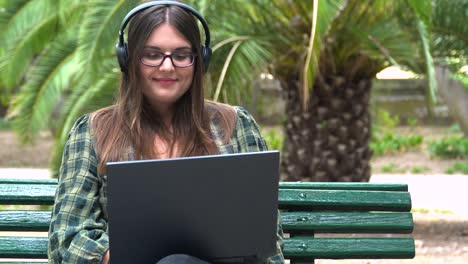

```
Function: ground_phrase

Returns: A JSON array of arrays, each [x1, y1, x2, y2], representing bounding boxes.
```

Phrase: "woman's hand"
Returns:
[[102, 250, 110, 264]]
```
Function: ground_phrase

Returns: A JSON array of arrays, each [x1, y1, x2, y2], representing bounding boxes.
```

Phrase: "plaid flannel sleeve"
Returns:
[[48, 114, 109, 263], [233, 107, 285, 264]]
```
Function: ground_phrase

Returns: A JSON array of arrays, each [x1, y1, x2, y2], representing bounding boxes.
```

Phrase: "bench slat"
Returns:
[[0, 236, 415, 260], [0, 178, 57, 185], [0, 237, 48, 258], [279, 189, 411, 211], [281, 212, 413, 233], [279, 182, 408, 191], [0, 183, 412, 211], [0, 184, 56, 205], [0, 211, 414, 234], [1, 179, 408, 190], [0, 211, 51, 231], [283, 237, 415, 260]]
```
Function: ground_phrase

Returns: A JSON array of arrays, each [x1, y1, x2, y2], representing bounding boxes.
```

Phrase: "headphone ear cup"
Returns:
[[116, 42, 129, 72], [201, 45, 212, 71]]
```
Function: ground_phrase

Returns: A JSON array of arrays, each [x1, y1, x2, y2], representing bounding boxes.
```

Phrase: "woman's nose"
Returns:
[[159, 57, 175, 71]]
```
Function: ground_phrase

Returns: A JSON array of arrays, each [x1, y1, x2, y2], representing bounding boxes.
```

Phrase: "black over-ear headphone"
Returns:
[[116, 1, 212, 73]]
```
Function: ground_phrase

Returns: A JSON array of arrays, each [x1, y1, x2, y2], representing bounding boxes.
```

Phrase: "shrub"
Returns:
[[262, 129, 283, 150], [428, 136, 468, 159], [371, 132, 424, 156], [445, 162, 468, 174]]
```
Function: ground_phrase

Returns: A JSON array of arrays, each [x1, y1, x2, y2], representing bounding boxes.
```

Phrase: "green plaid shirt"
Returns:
[[48, 106, 284, 264]]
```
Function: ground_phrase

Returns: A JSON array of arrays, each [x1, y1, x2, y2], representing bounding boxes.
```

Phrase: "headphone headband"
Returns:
[[116, 1, 212, 72]]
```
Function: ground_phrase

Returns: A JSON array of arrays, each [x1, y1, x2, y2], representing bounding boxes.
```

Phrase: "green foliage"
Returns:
[[428, 136, 468, 158], [407, 118, 418, 127], [371, 109, 423, 156], [371, 132, 424, 156], [380, 163, 405, 173], [410, 166, 429, 174], [0, 118, 11, 130], [262, 128, 283, 151], [450, 73, 468, 91], [448, 124, 462, 134], [374, 110, 400, 129], [445, 162, 468, 174]]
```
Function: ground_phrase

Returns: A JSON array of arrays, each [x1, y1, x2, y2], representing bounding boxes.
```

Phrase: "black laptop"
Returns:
[[106, 150, 280, 264]]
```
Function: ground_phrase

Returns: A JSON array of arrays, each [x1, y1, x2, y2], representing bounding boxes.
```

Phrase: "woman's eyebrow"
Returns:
[[143, 46, 192, 52]]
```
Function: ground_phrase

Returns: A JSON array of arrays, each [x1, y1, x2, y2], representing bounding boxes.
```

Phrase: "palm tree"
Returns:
[[193, 0, 441, 182]]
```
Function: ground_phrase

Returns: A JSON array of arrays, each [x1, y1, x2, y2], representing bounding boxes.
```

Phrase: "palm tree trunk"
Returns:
[[280, 74, 373, 182]]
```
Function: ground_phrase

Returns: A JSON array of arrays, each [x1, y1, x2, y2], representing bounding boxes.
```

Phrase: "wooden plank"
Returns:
[[0, 211, 413, 234], [0, 179, 407, 191], [279, 182, 408, 191], [0, 183, 412, 210], [0, 184, 56, 205], [0, 259, 47, 264], [281, 212, 413, 233], [283, 237, 415, 260], [0, 237, 48, 258], [0, 211, 51, 231], [0, 237, 415, 260], [0, 179, 57, 185], [279, 189, 411, 211]]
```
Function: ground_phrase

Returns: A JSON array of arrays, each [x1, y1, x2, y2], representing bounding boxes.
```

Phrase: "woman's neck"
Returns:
[[151, 103, 175, 129]]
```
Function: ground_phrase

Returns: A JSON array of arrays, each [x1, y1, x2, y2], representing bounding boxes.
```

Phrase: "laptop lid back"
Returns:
[[106, 151, 280, 264]]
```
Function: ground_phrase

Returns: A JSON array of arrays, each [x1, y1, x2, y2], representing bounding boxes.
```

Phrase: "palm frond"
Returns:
[[406, 0, 432, 25], [0, 0, 58, 88], [213, 40, 243, 102], [57, 0, 86, 27], [431, 0, 467, 70], [209, 34, 271, 105], [51, 65, 118, 176], [77, 0, 138, 77], [303, 0, 347, 109], [0, 0, 30, 32], [417, 20, 437, 102], [57, 61, 118, 145], [8, 30, 79, 143]]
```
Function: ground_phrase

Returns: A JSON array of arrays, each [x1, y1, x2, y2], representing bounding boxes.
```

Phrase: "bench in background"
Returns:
[[0, 178, 415, 263]]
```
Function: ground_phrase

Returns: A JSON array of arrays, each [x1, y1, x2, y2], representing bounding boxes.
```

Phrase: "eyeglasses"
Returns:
[[140, 50, 196, 68]]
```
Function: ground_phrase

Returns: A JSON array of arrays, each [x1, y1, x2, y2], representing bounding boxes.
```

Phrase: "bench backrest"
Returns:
[[0, 179, 415, 263]]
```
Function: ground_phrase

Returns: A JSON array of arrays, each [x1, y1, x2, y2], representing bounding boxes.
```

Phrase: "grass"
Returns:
[[445, 162, 468, 174], [410, 166, 430, 174], [380, 163, 406, 173]]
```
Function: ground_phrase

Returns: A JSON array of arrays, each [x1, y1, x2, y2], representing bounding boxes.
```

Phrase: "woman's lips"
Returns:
[[154, 77, 177, 86]]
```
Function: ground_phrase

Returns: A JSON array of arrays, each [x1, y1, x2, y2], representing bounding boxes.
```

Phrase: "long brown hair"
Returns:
[[92, 4, 235, 175]]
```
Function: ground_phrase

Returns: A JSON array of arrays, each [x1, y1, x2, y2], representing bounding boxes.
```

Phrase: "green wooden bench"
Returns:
[[0, 178, 415, 263]]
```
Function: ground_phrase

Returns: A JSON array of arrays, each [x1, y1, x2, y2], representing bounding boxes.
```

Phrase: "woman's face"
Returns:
[[139, 23, 194, 112]]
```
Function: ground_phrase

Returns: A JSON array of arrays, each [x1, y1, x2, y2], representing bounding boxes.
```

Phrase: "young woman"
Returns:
[[48, 1, 284, 263]]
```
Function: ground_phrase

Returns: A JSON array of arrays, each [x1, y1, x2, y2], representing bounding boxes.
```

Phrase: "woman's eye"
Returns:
[[144, 52, 163, 59], [173, 53, 190, 61]]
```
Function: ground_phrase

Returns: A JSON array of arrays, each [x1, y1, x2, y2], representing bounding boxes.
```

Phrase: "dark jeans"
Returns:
[[157, 254, 211, 264]]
